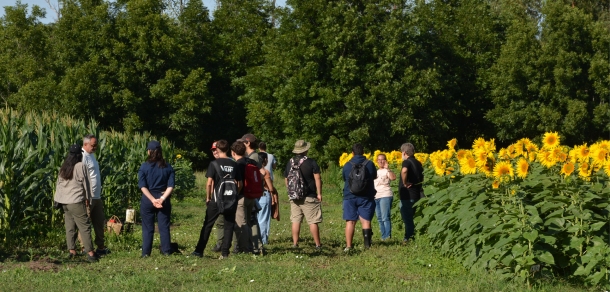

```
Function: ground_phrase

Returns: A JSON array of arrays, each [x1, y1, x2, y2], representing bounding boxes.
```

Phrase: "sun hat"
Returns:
[[292, 140, 311, 154], [147, 140, 161, 150]]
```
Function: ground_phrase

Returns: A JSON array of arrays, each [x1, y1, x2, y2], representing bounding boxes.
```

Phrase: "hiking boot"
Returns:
[[363, 229, 373, 249], [95, 248, 111, 256], [190, 251, 203, 258]]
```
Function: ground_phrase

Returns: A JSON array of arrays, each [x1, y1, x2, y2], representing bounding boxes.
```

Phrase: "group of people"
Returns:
[[54, 133, 424, 261]]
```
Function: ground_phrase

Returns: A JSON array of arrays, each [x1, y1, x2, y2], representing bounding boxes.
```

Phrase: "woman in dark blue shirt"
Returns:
[[138, 140, 175, 257]]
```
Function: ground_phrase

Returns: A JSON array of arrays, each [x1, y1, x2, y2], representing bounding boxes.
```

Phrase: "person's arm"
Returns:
[[157, 168, 175, 205], [386, 161, 396, 180], [206, 177, 214, 203], [401, 166, 409, 187], [83, 156, 99, 198], [138, 166, 158, 206], [262, 168, 275, 194], [79, 163, 92, 206], [314, 173, 322, 202], [272, 157, 277, 170]]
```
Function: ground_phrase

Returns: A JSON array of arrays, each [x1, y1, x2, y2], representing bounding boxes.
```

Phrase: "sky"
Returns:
[[0, 0, 287, 23]]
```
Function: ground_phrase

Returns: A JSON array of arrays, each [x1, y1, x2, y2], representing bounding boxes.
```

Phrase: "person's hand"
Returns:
[[317, 194, 322, 202], [153, 199, 164, 208], [206, 197, 211, 204], [405, 182, 413, 188]]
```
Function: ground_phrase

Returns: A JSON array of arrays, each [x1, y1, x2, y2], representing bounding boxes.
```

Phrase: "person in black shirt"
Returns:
[[399, 142, 424, 242], [283, 140, 323, 249], [191, 140, 242, 259]]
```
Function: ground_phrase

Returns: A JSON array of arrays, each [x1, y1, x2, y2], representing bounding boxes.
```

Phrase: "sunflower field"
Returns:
[[0, 109, 195, 249], [339, 134, 610, 286]]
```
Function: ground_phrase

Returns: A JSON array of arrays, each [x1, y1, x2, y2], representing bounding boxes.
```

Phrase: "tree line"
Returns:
[[1, 0, 609, 168]]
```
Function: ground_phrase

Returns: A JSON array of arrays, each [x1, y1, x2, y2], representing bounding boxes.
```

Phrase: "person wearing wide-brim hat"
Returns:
[[283, 139, 323, 250], [138, 140, 176, 257]]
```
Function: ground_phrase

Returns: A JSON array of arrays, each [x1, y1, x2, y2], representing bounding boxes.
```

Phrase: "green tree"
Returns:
[[486, 0, 610, 145]]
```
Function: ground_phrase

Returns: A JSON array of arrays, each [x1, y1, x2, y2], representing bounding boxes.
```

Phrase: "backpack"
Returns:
[[286, 156, 307, 200], [211, 161, 238, 212], [348, 160, 370, 195], [243, 158, 264, 199]]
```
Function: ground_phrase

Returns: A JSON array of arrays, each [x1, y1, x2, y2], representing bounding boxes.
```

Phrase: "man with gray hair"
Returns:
[[82, 134, 109, 255], [399, 143, 424, 243]]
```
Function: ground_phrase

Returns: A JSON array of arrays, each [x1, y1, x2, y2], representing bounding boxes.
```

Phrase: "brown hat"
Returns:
[[241, 133, 257, 143], [292, 140, 311, 154]]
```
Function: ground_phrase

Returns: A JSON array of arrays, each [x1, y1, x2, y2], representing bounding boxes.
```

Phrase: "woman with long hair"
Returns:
[[138, 140, 175, 257], [54, 144, 97, 262]]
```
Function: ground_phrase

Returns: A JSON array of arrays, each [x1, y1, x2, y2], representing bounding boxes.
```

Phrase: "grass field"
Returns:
[[0, 171, 587, 291]]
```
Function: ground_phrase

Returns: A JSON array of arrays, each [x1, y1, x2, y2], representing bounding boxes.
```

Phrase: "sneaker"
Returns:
[[87, 254, 98, 263], [291, 244, 299, 249], [343, 246, 353, 253], [211, 244, 222, 253], [141, 254, 150, 258], [95, 248, 111, 256], [67, 252, 78, 259], [219, 254, 228, 260], [315, 245, 322, 251], [190, 251, 203, 258]]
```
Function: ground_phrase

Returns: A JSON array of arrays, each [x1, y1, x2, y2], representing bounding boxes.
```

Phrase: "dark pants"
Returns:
[[400, 199, 417, 240], [140, 195, 172, 256], [195, 201, 237, 257]]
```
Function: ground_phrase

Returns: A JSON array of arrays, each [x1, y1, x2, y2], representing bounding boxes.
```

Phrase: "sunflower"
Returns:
[[493, 161, 514, 181], [414, 153, 429, 164], [599, 140, 610, 152], [472, 138, 487, 150], [553, 147, 568, 163], [561, 162, 575, 177], [513, 140, 525, 157], [475, 150, 489, 167], [537, 149, 557, 168], [339, 153, 353, 167], [492, 180, 500, 189], [479, 157, 494, 177], [498, 148, 510, 161], [516, 158, 529, 179], [525, 142, 538, 153], [459, 156, 477, 175], [579, 162, 591, 181], [574, 144, 589, 163], [447, 138, 457, 151], [528, 152, 537, 162], [485, 139, 497, 152], [542, 132, 560, 149], [591, 147, 608, 166], [507, 144, 518, 159], [456, 149, 469, 161], [604, 160, 610, 177]]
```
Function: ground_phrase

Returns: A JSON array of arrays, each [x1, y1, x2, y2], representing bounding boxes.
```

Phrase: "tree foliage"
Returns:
[[0, 0, 608, 167]]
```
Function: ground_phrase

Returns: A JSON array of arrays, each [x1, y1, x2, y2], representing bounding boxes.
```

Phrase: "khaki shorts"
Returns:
[[290, 197, 322, 224]]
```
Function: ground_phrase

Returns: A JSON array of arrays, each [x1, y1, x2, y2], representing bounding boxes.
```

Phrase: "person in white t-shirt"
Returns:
[[374, 154, 396, 241]]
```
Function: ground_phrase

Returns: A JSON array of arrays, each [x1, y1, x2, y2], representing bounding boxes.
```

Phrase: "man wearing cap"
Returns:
[[231, 140, 256, 253], [241, 133, 262, 168], [82, 134, 110, 256], [283, 140, 323, 249]]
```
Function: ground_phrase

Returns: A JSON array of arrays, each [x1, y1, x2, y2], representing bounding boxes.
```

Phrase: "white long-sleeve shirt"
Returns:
[[82, 148, 102, 199]]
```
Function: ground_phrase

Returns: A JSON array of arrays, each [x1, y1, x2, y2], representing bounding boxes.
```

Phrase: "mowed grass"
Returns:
[[0, 170, 586, 291]]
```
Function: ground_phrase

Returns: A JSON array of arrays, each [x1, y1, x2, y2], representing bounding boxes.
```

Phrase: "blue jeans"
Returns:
[[399, 199, 417, 241], [140, 194, 172, 256], [257, 191, 272, 245], [375, 197, 393, 240]]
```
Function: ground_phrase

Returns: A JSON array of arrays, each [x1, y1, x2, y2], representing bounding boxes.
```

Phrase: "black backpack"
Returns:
[[211, 161, 238, 212], [348, 160, 370, 195]]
